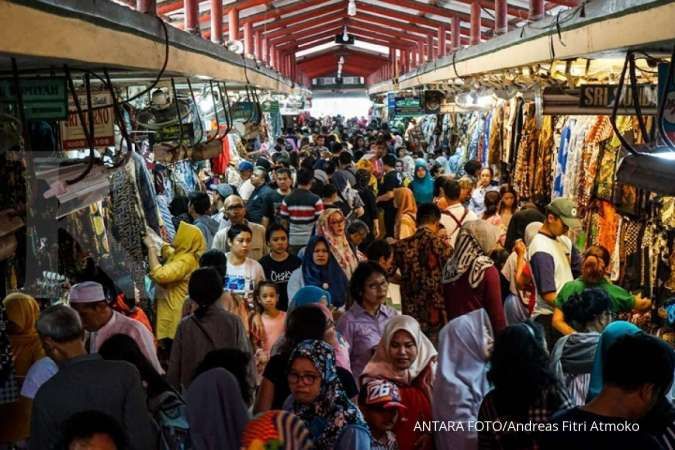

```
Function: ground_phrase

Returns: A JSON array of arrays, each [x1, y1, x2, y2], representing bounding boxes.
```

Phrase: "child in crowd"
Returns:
[[359, 379, 406, 450], [250, 282, 286, 380]]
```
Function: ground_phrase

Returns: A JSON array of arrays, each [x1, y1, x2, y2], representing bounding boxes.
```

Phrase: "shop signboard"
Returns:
[[394, 96, 423, 117], [60, 92, 115, 150], [154, 122, 195, 143], [0, 77, 67, 120], [261, 100, 280, 114], [658, 63, 675, 140], [231, 101, 258, 121], [579, 84, 657, 109]]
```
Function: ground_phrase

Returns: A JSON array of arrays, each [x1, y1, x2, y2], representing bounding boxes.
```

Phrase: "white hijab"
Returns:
[[432, 309, 494, 450]]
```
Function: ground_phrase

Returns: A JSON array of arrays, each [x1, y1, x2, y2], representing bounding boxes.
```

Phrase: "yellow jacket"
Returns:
[[150, 222, 205, 340]]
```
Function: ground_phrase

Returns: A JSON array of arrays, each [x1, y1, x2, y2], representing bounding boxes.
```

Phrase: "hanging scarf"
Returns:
[[301, 236, 349, 308], [361, 315, 438, 397], [290, 340, 366, 449], [315, 209, 359, 279], [442, 220, 500, 288], [241, 410, 314, 450], [410, 159, 434, 205]]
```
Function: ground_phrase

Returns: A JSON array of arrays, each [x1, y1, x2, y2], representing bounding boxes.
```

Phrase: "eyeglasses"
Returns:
[[288, 371, 319, 385], [366, 280, 389, 291], [227, 204, 244, 210]]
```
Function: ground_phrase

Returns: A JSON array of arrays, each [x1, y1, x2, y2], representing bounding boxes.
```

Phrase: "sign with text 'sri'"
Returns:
[[60, 92, 115, 150], [579, 84, 657, 109], [0, 77, 68, 120]]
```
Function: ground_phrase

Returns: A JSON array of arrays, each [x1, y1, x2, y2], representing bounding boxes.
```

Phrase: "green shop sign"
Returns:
[[0, 77, 68, 120], [394, 96, 422, 117], [261, 100, 280, 114]]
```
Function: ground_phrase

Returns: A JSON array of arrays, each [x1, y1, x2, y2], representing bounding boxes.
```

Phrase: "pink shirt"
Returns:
[[262, 311, 286, 354], [88, 310, 163, 374]]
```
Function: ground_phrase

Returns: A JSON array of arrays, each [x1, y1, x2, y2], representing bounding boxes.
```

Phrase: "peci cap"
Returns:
[[69, 281, 106, 304], [361, 379, 406, 411], [546, 198, 582, 229]]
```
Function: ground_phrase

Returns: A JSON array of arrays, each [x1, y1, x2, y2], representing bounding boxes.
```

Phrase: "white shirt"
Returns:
[[527, 233, 574, 317], [440, 203, 479, 247], [239, 179, 255, 201], [225, 256, 265, 300]]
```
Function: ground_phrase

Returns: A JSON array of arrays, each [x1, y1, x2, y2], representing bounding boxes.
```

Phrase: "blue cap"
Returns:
[[238, 161, 254, 172]]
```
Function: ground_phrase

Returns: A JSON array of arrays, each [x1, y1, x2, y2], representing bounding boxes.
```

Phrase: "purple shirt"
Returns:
[[337, 303, 397, 381]]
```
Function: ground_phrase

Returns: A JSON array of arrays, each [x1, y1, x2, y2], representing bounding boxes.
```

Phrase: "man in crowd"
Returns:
[[543, 333, 674, 449], [30, 305, 155, 450], [189, 191, 219, 248], [376, 153, 402, 239], [68, 281, 163, 373], [212, 195, 266, 260], [261, 167, 293, 229], [279, 168, 324, 254], [210, 183, 235, 227], [246, 167, 275, 225], [393, 203, 451, 345], [528, 198, 580, 349], [439, 179, 478, 247], [237, 160, 255, 201]]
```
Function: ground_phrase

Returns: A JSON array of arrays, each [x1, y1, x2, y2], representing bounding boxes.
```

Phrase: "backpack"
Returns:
[[150, 390, 191, 450]]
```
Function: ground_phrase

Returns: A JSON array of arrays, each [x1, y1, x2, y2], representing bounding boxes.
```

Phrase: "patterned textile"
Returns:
[[552, 118, 574, 198], [442, 227, 495, 288], [512, 103, 538, 200], [393, 228, 450, 345], [110, 168, 147, 309], [290, 340, 366, 449], [577, 116, 613, 212], [241, 410, 314, 450], [488, 104, 504, 165], [315, 209, 360, 279], [532, 115, 555, 205], [156, 194, 176, 242]]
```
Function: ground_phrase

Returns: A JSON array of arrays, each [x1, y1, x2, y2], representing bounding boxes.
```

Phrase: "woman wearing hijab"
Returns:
[[186, 368, 249, 450], [315, 209, 360, 279], [361, 315, 437, 450], [392, 188, 417, 241], [241, 410, 314, 450], [478, 321, 573, 450], [287, 236, 350, 308], [432, 309, 493, 450], [410, 159, 434, 205], [550, 288, 612, 405], [145, 221, 206, 342], [0, 293, 44, 445], [442, 220, 506, 335], [287, 340, 370, 450], [586, 320, 641, 402]]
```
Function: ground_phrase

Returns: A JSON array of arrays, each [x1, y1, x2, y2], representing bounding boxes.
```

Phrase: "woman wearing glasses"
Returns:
[[287, 340, 371, 450]]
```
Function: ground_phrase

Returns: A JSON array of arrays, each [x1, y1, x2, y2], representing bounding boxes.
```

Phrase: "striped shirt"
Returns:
[[280, 188, 324, 246]]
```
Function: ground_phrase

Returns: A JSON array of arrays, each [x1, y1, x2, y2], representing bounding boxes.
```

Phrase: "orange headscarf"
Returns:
[[394, 187, 418, 240], [3, 293, 44, 375]]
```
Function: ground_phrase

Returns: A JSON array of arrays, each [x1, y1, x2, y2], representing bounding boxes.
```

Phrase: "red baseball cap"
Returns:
[[361, 379, 407, 410]]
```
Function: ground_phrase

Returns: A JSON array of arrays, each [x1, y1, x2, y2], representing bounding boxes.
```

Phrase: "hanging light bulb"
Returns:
[[342, 26, 349, 42], [348, 0, 357, 16]]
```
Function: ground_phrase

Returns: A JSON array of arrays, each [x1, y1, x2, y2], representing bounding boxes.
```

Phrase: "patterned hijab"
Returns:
[[241, 410, 314, 450], [289, 340, 366, 449], [442, 220, 500, 288], [315, 209, 359, 279]]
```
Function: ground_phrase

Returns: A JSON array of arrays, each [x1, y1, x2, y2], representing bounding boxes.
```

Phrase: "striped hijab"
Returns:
[[241, 410, 314, 450]]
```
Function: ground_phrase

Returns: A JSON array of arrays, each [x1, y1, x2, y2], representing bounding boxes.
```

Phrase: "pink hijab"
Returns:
[[361, 315, 437, 395]]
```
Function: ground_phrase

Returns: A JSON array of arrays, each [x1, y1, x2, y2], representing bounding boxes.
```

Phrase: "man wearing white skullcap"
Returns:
[[69, 281, 163, 373]]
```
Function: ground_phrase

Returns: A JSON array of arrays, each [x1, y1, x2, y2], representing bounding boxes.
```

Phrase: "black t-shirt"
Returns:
[[378, 170, 401, 238], [262, 189, 287, 225], [263, 353, 358, 409], [246, 185, 275, 224], [539, 407, 663, 450], [258, 254, 302, 311]]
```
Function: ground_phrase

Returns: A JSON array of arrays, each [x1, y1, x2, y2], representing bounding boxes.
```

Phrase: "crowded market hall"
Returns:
[[1, 0, 675, 449]]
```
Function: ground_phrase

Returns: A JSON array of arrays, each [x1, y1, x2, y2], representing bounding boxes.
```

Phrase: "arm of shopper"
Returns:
[[483, 268, 506, 334], [552, 307, 575, 336], [253, 377, 275, 414], [376, 191, 394, 203]]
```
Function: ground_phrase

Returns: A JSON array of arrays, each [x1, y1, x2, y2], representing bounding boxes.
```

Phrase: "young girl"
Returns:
[[250, 282, 286, 379]]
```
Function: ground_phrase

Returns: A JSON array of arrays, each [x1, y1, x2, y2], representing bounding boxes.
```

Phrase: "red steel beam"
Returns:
[[470, 1, 481, 45], [275, 24, 343, 47], [494, 0, 507, 34], [243, 21, 253, 54], [210, 0, 222, 43], [228, 8, 239, 40], [183, 0, 199, 32], [264, 14, 343, 41], [530, 0, 545, 19], [260, 4, 344, 34], [345, 19, 424, 45], [136, 0, 156, 14], [438, 24, 446, 57]]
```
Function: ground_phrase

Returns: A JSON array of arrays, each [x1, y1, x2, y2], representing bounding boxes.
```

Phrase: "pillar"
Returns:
[[210, 0, 223, 44], [470, 1, 481, 45], [254, 30, 262, 60], [529, 0, 545, 20], [428, 34, 434, 60], [417, 41, 425, 63], [452, 16, 460, 50], [243, 22, 253, 56], [262, 37, 269, 63], [495, 0, 507, 34], [228, 8, 239, 41], [438, 25, 446, 57], [136, 0, 156, 14], [184, 0, 199, 33], [402, 49, 409, 73]]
